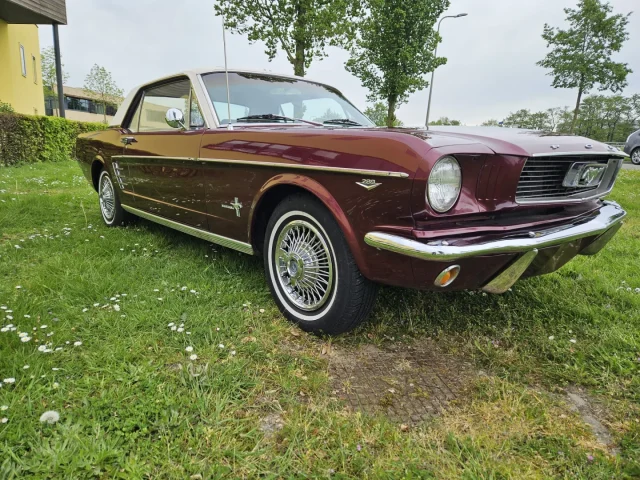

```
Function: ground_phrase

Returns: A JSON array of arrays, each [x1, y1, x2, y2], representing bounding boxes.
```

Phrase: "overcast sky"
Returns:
[[39, 0, 638, 126]]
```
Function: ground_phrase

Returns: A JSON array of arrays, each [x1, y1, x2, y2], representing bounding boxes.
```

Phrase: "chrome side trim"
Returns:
[[532, 150, 629, 158], [482, 249, 538, 294], [112, 155, 410, 178], [121, 204, 254, 255], [364, 201, 626, 262]]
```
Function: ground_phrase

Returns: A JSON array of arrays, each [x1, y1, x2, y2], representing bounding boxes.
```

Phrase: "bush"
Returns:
[[0, 100, 15, 113], [0, 113, 107, 167]]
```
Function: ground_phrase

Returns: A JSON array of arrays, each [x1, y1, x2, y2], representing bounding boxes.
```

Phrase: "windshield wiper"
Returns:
[[236, 114, 297, 123], [323, 118, 362, 126], [234, 114, 321, 126]]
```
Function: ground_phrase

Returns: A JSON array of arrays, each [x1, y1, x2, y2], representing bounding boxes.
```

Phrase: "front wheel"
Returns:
[[98, 169, 129, 227], [264, 194, 377, 335], [631, 148, 640, 165]]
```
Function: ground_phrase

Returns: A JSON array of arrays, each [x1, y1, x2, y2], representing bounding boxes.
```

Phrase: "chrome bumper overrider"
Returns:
[[365, 201, 626, 293]]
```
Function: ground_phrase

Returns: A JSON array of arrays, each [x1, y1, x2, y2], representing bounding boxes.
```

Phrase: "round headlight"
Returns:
[[427, 156, 461, 213]]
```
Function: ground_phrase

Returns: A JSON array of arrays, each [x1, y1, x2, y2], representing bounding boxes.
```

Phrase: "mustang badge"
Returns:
[[356, 179, 382, 191], [222, 197, 243, 217]]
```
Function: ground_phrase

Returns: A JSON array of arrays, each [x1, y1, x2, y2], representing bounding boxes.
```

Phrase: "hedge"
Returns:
[[0, 113, 108, 167]]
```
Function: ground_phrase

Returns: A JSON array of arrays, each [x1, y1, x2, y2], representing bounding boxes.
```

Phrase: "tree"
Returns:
[[83, 64, 124, 123], [213, 0, 360, 77], [346, 0, 449, 127], [430, 116, 460, 126], [41, 47, 69, 113], [537, 0, 632, 133], [363, 102, 403, 127]]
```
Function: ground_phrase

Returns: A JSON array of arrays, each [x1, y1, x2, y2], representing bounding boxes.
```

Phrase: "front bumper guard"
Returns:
[[364, 201, 626, 293]]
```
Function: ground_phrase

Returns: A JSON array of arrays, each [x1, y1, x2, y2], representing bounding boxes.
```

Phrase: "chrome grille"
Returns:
[[516, 155, 618, 203]]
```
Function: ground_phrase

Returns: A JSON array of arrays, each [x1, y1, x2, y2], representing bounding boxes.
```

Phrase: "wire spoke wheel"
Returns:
[[275, 219, 334, 311], [99, 174, 116, 222]]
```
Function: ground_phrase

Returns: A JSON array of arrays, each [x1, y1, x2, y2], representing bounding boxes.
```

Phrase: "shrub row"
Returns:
[[0, 113, 107, 167]]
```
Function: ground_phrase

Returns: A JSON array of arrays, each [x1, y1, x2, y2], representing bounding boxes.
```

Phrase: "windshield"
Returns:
[[202, 72, 373, 127]]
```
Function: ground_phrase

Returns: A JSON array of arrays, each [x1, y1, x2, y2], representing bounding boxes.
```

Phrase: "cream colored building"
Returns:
[[46, 85, 120, 123]]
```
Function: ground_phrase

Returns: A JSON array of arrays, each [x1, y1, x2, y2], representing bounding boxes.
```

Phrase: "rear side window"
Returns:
[[138, 79, 191, 132]]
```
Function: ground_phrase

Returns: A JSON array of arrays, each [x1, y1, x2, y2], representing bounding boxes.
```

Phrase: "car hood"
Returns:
[[378, 126, 620, 157]]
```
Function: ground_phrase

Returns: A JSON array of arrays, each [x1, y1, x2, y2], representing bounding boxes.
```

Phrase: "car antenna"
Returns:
[[221, 11, 233, 131]]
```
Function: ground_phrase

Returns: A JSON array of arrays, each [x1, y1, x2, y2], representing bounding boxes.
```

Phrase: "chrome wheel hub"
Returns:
[[99, 175, 115, 222], [632, 150, 640, 164], [275, 220, 334, 311]]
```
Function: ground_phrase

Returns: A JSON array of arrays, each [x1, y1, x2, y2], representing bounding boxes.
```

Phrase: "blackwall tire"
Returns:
[[264, 193, 377, 335], [98, 169, 129, 227], [631, 148, 640, 165]]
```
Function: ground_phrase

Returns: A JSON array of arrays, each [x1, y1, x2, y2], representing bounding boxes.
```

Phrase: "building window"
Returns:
[[19, 44, 27, 77], [32, 55, 37, 84]]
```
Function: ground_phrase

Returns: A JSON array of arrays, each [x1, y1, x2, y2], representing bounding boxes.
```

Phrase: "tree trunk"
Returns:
[[293, 40, 305, 77], [570, 83, 584, 135], [386, 97, 397, 128]]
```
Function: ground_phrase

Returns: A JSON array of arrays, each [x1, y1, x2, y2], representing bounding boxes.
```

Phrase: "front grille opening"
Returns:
[[516, 155, 613, 202]]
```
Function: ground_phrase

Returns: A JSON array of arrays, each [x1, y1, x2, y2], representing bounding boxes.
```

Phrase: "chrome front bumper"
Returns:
[[365, 201, 626, 293]]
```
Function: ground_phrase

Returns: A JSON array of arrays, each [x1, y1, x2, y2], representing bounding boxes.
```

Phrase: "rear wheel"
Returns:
[[631, 148, 640, 165], [98, 169, 128, 227], [264, 194, 377, 335]]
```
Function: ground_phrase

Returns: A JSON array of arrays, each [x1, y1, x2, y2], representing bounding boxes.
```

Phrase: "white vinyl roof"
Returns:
[[109, 68, 338, 128]]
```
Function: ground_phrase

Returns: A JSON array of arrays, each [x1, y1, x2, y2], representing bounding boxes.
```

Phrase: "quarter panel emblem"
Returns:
[[222, 197, 243, 217], [356, 179, 382, 191]]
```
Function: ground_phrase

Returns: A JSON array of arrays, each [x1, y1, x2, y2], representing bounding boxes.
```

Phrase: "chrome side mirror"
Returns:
[[165, 108, 185, 129]]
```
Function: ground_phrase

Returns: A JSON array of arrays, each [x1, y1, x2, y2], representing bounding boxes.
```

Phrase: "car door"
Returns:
[[119, 77, 208, 229]]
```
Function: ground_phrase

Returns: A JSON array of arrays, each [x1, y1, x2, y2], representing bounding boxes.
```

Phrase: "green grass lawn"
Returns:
[[1, 161, 639, 479]]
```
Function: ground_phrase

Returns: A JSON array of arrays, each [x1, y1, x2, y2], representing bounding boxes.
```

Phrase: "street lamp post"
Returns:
[[425, 13, 467, 128]]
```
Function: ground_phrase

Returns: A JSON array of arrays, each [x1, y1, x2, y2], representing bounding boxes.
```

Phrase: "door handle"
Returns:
[[121, 136, 137, 146]]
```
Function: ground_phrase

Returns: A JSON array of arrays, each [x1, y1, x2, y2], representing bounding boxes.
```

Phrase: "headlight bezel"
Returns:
[[426, 156, 462, 213]]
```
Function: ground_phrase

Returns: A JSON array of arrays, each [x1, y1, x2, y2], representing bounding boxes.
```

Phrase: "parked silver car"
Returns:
[[625, 128, 640, 165]]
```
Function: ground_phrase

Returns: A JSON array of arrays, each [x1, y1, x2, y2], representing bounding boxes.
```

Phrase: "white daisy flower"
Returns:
[[1, 418, 7, 424], [3, 378, 15, 384], [185, 346, 194, 352], [177, 327, 184, 332], [153, 289, 159, 292], [0, 328, 7, 333], [39, 410, 60, 424], [113, 304, 120, 312], [15, 286, 21, 289], [186, 332, 191, 335], [38, 345, 47, 352], [52, 382, 59, 389], [25, 315, 31, 318], [569, 339, 577, 344], [82, 308, 88, 313], [73, 341, 82, 347], [189, 354, 198, 361], [230, 350, 236, 356], [548, 336, 554, 341], [170, 326, 177, 331], [23, 365, 29, 369], [93, 303, 100, 307], [190, 289, 196, 294], [168, 322, 175, 327], [0, 406, 7, 411], [40, 325, 47, 329], [18, 332, 28, 338], [218, 344, 224, 349], [259, 309, 265, 313]]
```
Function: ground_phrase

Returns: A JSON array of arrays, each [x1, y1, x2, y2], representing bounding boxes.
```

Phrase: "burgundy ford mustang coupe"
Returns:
[[76, 68, 628, 334]]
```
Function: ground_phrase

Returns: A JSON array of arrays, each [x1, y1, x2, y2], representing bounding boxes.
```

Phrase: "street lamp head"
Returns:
[[455, 13, 468, 17]]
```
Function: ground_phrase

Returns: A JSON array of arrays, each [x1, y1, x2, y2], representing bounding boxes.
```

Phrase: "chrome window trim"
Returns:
[[112, 155, 409, 178], [121, 204, 253, 255]]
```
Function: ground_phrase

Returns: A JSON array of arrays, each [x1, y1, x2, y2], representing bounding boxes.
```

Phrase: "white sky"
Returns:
[[39, 0, 639, 126]]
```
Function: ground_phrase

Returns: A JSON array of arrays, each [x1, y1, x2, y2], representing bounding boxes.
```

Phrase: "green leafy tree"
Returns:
[[346, 0, 449, 127], [213, 0, 361, 77], [41, 47, 70, 114], [537, 0, 632, 133], [481, 119, 501, 127], [83, 64, 124, 124], [430, 116, 460, 126], [363, 102, 403, 127], [503, 109, 552, 130]]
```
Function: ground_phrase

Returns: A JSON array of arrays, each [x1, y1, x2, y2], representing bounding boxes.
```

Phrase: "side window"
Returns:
[[189, 90, 205, 129], [138, 79, 191, 132]]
